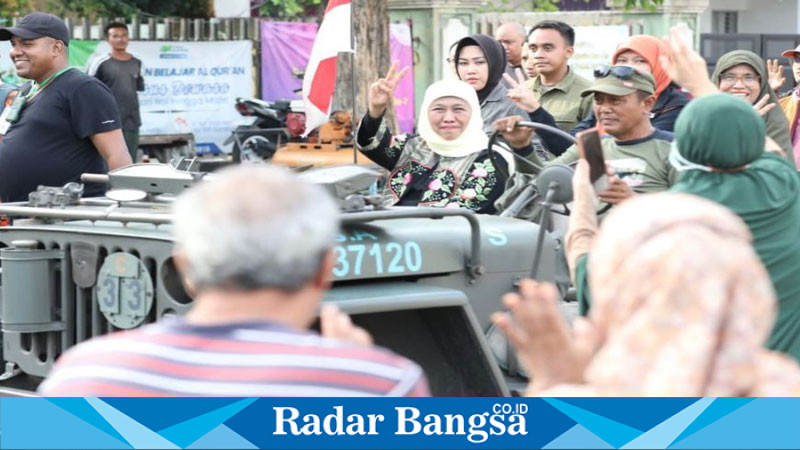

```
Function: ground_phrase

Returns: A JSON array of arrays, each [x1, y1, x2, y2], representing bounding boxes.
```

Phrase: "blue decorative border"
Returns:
[[2, 398, 799, 449]]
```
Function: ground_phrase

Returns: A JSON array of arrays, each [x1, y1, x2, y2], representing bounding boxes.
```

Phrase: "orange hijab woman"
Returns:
[[571, 35, 691, 135]]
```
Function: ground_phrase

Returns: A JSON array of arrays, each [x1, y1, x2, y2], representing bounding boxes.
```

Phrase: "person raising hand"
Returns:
[[357, 64, 524, 214], [367, 61, 410, 119]]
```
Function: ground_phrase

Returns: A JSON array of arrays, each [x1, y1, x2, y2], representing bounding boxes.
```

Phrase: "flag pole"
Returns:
[[350, 1, 357, 164]]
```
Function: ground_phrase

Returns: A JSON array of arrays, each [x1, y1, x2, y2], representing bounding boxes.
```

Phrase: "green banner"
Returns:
[[68, 40, 101, 70]]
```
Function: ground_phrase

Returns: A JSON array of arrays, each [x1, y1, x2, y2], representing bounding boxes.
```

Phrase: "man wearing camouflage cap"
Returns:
[[548, 65, 677, 204], [497, 65, 676, 204]]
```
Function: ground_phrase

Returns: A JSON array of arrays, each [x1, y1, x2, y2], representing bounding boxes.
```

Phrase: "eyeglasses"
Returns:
[[593, 65, 636, 80], [719, 73, 760, 86]]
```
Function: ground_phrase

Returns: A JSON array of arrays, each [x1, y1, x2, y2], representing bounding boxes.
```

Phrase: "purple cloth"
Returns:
[[260, 21, 317, 102], [389, 23, 415, 134], [260, 20, 416, 134]]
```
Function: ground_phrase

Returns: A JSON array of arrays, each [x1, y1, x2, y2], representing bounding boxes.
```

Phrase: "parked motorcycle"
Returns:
[[225, 97, 306, 162]]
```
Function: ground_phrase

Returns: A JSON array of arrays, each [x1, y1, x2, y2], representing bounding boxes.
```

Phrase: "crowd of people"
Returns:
[[354, 22, 800, 395], [4, 10, 799, 396]]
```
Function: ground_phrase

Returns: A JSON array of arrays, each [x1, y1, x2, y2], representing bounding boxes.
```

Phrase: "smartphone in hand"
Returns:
[[576, 128, 609, 192]]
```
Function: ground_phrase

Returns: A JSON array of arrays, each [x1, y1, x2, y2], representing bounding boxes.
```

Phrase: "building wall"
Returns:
[[699, 0, 800, 34], [738, 0, 798, 34], [478, 10, 704, 47]]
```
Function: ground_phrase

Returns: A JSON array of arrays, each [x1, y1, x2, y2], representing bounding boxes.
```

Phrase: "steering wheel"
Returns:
[[487, 121, 573, 175], [487, 121, 612, 218]]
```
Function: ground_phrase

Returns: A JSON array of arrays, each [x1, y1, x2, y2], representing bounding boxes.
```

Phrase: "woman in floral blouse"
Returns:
[[357, 63, 524, 214]]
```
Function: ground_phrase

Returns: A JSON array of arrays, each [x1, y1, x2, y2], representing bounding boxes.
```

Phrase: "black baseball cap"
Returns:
[[0, 12, 70, 45]]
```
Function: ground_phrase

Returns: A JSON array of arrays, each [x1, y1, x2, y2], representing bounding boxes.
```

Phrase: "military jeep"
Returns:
[[0, 164, 568, 396]]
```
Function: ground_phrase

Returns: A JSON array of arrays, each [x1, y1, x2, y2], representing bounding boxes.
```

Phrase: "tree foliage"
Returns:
[[0, 0, 32, 21], [47, 0, 214, 18], [46, 0, 323, 19], [257, 0, 323, 20], [625, 0, 665, 11]]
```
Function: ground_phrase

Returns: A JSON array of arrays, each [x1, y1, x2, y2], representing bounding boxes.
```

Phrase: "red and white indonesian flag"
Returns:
[[302, 0, 353, 136]]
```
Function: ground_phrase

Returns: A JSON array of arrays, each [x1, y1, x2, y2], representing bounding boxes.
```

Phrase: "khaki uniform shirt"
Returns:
[[526, 67, 593, 132]]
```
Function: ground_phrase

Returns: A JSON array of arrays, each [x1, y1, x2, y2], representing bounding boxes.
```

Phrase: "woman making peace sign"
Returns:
[[356, 63, 526, 214]]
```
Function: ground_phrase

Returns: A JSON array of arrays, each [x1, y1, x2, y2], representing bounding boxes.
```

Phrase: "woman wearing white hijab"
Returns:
[[357, 64, 517, 214]]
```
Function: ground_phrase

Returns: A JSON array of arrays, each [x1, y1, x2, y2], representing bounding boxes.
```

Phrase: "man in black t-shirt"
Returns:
[[88, 22, 144, 162], [0, 12, 132, 203]]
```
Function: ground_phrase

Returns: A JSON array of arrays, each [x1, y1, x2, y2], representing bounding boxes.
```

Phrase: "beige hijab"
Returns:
[[417, 79, 515, 171], [557, 193, 800, 396], [417, 79, 488, 158]]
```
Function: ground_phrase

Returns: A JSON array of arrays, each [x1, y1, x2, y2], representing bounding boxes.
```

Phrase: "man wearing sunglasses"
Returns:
[[778, 45, 800, 167], [551, 66, 676, 203], [495, 66, 675, 205]]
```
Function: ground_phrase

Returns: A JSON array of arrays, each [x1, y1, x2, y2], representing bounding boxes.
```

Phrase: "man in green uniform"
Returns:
[[525, 21, 592, 132]]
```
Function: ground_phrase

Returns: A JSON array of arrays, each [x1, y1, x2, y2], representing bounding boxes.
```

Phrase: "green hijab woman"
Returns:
[[711, 50, 794, 165], [671, 93, 800, 362]]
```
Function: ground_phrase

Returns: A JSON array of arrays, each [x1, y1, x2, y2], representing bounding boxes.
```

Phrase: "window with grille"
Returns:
[[712, 11, 739, 34]]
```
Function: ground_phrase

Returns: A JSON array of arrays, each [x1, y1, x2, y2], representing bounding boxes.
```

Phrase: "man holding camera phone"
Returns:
[[497, 65, 676, 205]]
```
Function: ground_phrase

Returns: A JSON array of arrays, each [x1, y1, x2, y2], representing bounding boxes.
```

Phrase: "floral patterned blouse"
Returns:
[[356, 114, 511, 214]]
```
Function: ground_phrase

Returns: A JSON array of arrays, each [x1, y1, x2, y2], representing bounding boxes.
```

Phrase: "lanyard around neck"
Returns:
[[26, 67, 71, 100]]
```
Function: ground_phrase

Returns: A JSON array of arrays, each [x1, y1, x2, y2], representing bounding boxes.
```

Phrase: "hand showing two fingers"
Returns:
[[367, 61, 410, 118], [503, 68, 540, 113], [753, 94, 777, 117]]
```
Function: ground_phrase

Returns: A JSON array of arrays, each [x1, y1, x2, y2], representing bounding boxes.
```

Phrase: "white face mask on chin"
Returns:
[[668, 142, 713, 172]]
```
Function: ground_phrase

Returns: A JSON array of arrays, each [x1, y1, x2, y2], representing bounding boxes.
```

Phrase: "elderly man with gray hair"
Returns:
[[38, 166, 430, 397], [495, 22, 528, 84]]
